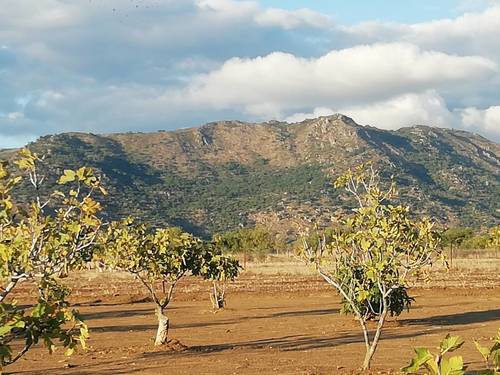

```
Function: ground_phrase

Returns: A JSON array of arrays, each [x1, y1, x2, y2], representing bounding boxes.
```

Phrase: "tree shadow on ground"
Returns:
[[401, 308, 500, 326], [143, 329, 435, 357], [81, 305, 154, 321], [91, 307, 339, 333], [14, 307, 499, 374]]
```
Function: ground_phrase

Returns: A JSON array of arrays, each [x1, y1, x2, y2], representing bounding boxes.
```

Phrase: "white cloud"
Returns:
[[195, 0, 258, 18], [285, 107, 335, 123], [6, 112, 24, 120], [183, 43, 496, 117], [345, 5, 500, 61], [196, 0, 259, 21], [459, 105, 500, 136], [0, 0, 82, 30], [255, 8, 332, 29], [338, 91, 456, 129], [35, 91, 64, 108]]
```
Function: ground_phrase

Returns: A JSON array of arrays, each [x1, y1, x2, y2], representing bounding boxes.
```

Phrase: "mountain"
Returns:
[[2, 114, 499, 238]]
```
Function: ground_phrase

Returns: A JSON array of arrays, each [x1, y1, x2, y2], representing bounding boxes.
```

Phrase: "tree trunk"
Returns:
[[211, 282, 225, 310], [154, 306, 169, 346], [362, 341, 377, 370], [362, 308, 389, 370]]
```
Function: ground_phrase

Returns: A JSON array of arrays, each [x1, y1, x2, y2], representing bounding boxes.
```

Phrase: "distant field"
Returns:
[[241, 252, 500, 276]]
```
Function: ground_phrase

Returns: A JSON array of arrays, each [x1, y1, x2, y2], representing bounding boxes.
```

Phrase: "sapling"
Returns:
[[197, 241, 240, 310], [298, 163, 441, 369], [103, 219, 203, 346]]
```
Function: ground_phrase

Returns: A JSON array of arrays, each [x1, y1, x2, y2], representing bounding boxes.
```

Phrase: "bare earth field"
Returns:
[[7, 260, 500, 375]]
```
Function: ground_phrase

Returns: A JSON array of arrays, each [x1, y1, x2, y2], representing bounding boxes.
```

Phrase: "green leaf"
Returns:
[[491, 348, 500, 368], [360, 238, 370, 251], [440, 334, 464, 355], [440, 355, 465, 375], [402, 347, 434, 373], [58, 170, 76, 184], [474, 340, 491, 361], [0, 325, 14, 337]]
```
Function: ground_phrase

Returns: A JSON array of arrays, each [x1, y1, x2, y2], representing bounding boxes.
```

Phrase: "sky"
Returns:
[[1, 0, 500, 148]]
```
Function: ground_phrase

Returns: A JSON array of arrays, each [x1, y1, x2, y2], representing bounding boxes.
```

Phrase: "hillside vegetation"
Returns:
[[2, 114, 499, 237]]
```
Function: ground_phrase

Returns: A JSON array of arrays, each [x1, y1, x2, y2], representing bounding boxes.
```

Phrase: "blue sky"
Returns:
[[0, 0, 499, 147], [260, 0, 469, 23]]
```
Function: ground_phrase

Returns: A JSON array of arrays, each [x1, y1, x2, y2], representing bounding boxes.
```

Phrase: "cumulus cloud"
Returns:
[[344, 5, 500, 61], [338, 92, 456, 129], [183, 43, 496, 117], [459, 105, 500, 137]]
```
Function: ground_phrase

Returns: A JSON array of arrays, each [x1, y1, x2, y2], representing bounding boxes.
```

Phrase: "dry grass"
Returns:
[[242, 252, 500, 276]]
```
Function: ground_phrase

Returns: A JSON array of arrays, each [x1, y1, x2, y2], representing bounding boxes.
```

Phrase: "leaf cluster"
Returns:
[[474, 329, 500, 374], [402, 334, 466, 375], [196, 240, 241, 282], [102, 219, 240, 310], [0, 280, 88, 370], [299, 164, 441, 321], [403, 330, 500, 375]]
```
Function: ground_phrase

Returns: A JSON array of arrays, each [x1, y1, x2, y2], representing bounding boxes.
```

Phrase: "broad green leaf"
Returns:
[[440, 334, 464, 354], [402, 347, 434, 373], [58, 170, 76, 184], [440, 355, 465, 375]]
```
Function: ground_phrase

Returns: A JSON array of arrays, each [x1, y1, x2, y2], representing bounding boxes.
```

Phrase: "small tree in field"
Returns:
[[489, 226, 500, 249], [103, 219, 204, 346], [298, 164, 441, 370], [0, 150, 105, 371], [197, 241, 240, 310]]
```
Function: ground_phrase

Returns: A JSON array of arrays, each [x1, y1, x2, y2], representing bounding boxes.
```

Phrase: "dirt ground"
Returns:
[[6, 266, 500, 375]]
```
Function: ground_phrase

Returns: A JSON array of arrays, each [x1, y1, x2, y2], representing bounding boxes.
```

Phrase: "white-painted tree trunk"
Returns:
[[154, 307, 169, 346]]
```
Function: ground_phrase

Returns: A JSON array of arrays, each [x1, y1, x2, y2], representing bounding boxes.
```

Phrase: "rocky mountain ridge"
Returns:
[[2, 114, 499, 237]]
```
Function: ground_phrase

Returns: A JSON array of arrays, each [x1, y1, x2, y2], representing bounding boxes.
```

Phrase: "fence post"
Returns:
[[450, 242, 453, 269]]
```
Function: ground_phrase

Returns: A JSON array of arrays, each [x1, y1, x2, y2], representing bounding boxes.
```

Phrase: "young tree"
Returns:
[[441, 227, 473, 266], [441, 227, 473, 248], [197, 241, 240, 310], [0, 150, 105, 370], [298, 163, 441, 370], [103, 219, 204, 346], [214, 227, 278, 265], [488, 226, 500, 250]]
